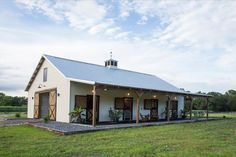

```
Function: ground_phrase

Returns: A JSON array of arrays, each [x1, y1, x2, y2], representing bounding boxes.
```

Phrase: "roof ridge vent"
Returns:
[[105, 52, 118, 69]]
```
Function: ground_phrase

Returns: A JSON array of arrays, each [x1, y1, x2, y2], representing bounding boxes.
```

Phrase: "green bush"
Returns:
[[192, 110, 206, 117], [15, 112, 21, 118], [0, 106, 27, 112], [44, 115, 50, 123]]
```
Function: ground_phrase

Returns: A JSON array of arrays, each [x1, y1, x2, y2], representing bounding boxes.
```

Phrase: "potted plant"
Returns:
[[43, 115, 50, 123], [180, 109, 187, 119], [161, 107, 168, 120], [109, 108, 123, 123], [69, 107, 85, 123]]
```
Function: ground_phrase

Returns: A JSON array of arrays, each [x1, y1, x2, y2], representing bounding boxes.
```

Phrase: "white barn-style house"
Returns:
[[25, 54, 210, 126]]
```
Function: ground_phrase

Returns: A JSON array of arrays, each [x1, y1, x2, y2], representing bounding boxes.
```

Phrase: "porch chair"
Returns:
[[140, 113, 149, 122]]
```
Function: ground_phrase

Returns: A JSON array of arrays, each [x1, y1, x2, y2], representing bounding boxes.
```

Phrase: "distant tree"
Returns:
[[193, 97, 206, 110], [0, 93, 27, 106], [186, 90, 236, 112], [207, 90, 236, 112], [225, 90, 236, 111]]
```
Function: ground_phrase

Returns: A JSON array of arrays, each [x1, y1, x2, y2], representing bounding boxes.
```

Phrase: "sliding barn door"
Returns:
[[49, 89, 57, 120], [34, 93, 40, 118]]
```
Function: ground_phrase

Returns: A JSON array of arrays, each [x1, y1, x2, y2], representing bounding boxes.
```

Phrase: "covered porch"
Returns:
[[70, 82, 211, 127]]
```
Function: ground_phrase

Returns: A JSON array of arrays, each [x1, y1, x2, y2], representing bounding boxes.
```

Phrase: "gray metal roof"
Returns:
[[26, 54, 210, 97], [44, 54, 185, 94]]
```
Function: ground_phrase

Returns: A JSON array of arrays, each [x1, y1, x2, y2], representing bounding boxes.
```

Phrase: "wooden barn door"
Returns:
[[34, 93, 40, 118], [48, 89, 57, 120]]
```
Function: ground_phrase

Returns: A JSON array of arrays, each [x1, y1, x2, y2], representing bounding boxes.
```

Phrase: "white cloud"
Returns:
[[216, 51, 236, 71], [16, 0, 107, 30], [88, 19, 114, 35], [137, 16, 148, 25], [105, 27, 121, 36], [16, 0, 63, 21], [114, 31, 130, 40], [119, 0, 133, 18], [62, 0, 107, 30]]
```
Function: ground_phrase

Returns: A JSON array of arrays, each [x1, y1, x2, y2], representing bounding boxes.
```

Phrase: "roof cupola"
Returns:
[[105, 52, 118, 69]]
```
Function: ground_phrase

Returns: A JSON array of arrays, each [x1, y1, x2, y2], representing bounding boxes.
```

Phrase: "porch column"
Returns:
[[92, 85, 96, 127], [135, 91, 143, 124], [190, 97, 193, 119], [206, 97, 209, 120], [167, 96, 171, 121]]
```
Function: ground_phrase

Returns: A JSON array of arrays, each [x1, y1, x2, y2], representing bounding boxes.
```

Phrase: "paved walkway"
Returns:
[[29, 118, 221, 135]]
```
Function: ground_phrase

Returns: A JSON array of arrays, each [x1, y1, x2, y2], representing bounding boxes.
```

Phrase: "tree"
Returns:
[[0, 93, 27, 106]]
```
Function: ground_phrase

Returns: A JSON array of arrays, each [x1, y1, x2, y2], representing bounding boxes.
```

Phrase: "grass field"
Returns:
[[0, 112, 27, 120], [0, 116, 235, 157], [209, 112, 236, 118]]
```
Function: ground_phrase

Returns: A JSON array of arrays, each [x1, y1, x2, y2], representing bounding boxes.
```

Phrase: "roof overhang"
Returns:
[[93, 82, 212, 98], [68, 78, 95, 85], [25, 56, 45, 91]]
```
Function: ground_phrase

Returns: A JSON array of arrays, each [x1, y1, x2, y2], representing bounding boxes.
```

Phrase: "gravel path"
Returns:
[[30, 118, 221, 135], [0, 118, 42, 127]]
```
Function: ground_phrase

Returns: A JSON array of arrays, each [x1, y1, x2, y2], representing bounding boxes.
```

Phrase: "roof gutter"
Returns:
[[67, 78, 95, 85]]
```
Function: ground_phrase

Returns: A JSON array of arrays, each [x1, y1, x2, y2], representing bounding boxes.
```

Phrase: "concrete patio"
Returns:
[[28, 118, 221, 135]]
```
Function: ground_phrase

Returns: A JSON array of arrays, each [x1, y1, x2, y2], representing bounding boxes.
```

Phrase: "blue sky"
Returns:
[[0, 0, 236, 96]]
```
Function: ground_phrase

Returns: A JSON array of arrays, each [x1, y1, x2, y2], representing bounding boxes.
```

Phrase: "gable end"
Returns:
[[25, 57, 45, 91]]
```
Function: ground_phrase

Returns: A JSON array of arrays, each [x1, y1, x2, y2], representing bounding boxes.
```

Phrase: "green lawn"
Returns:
[[0, 118, 236, 157], [209, 112, 236, 118], [0, 112, 27, 120]]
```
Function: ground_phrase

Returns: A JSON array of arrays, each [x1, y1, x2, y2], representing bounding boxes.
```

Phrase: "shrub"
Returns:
[[69, 107, 85, 123], [44, 115, 50, 123], [193, 110, 206, 117], [199, 111, 206, 117], [0, 106, 27, 112], [15, 112, 21, 118]]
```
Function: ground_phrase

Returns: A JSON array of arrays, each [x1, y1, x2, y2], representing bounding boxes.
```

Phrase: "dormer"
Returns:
[[105, 52, 118, 69]]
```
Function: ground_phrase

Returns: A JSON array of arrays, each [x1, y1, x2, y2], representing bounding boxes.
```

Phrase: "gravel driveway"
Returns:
[[0, 118, 42, 127]]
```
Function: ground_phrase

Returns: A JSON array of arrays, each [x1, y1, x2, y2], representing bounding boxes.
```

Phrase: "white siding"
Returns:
[[27, 59, 70, 122]]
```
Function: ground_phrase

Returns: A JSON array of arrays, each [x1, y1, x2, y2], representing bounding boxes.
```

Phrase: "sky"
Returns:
[[0, 0, 236, 96]]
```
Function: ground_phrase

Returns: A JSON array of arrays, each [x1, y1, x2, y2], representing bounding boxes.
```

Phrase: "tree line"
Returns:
[[0, 93, 27, 106], [191, 90, 236, 112]]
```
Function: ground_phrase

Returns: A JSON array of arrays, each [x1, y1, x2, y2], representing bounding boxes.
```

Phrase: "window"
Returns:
[[114, 62, 117, 66], [170, 100, 178, 110], [144, 99, 158, 110], [43, 68, 48, 82], [115, 98, 124, 109], [111, 61, 114, 66], [75, 96, 87, 109]]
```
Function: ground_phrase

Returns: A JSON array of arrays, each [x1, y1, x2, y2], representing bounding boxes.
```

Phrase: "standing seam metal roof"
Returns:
[[44, 54, 184, 94]]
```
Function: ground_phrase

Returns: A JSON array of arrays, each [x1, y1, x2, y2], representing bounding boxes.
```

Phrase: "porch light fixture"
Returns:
[[174, 96, 177, 100], [38, 84, 42, 88], [32, 97, 34, 100], [127, 93, 130, 96], [153, 95, 157, 98], [57, 93, 60, 97], [104, 88, 108, 91]]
